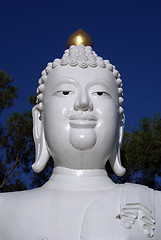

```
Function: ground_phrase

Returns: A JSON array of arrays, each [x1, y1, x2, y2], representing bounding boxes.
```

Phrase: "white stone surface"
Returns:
[[0, 167, 161, 240], [0, 45, 160, 240]]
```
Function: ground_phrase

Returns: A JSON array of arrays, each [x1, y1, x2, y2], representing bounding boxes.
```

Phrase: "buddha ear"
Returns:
[[32, 105, 50, 173], [109, 113, 126, 176]]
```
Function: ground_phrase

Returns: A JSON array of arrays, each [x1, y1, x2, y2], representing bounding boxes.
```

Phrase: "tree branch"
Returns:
[[0, 151, 21, 189]]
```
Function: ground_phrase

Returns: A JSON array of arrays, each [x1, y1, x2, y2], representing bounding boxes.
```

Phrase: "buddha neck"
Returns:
[[43, 166, 116, 191]]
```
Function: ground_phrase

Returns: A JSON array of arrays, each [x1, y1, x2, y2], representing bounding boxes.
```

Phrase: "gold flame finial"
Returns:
[[67, 29, 93, 48]]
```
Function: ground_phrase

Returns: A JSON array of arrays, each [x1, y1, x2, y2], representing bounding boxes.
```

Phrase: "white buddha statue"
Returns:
[[0, 29, 161, 240]]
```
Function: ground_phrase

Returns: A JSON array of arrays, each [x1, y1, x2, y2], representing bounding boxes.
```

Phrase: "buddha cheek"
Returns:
[[69, 128, 97, 150]]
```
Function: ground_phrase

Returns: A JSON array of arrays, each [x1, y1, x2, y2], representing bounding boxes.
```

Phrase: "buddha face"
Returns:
[[42, 64, 119, 169]]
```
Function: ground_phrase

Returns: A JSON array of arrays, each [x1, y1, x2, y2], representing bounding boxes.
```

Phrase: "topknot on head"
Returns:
[[59, 44, 106, 68]]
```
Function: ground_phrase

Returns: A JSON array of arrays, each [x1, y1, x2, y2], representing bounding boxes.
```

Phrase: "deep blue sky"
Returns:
[[0, 0, 161, 129]]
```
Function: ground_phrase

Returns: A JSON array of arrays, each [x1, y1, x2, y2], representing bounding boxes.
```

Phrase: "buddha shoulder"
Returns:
[[0, 187, 50, 209]]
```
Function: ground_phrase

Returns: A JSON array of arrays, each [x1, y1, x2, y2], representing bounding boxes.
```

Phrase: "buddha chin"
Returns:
[[69, 128, 97, 150]]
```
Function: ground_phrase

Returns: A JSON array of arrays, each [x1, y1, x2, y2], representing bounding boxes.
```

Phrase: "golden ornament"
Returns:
[[67, 29, 93, 48]]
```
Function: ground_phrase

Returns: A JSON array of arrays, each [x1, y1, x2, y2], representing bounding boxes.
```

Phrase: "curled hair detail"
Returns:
[[38, 78, 42, 85], [88, 53, 96, 61], [119, 106, 124, 114], [60, 56, 68, 66], [78, 54, 88, 61], [116, 78, 122, 86], [52, 59, 60, 68], [59, 45, 106, 69], [113, 70, 119, 78], [37, 93, 43, 102], [79, 60, 88, 68], [41, 70, 46, 76], [38, 84, 44, 93], [41, 75, 47, 83], [118, 88, 123, 95], [37, 102, 43, 111], [119, 97, 124, 105], [45, 66, 51, 74], [97, 58, 106, 68], [107, 64, 113, 71], [69, 56, 78, 67], [88, 60, 97, 68]]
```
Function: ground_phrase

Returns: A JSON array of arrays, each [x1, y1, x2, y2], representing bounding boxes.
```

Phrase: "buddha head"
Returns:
[[32, 31, 125, 176]]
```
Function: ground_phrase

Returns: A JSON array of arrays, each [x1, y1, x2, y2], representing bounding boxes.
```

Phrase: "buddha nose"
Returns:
[[74, 90, 93, 111]]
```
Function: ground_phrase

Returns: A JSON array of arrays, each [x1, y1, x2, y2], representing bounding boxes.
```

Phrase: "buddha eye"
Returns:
[[90, 85, 112, 99], [96, 92, 104, 96], [94, 91, 108, 96], [54, 90, 74, 96], [63, 91, 70, 95], [91, 91, 111, 99]]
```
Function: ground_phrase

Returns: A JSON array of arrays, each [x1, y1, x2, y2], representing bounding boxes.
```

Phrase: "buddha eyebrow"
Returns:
[[87, 78, 112, 90], [53, 77, 77, 87]]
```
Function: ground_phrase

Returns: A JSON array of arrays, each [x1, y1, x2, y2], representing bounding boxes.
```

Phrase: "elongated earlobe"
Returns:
[[32, 106, 50, 173], [109, 114, 126, 176]]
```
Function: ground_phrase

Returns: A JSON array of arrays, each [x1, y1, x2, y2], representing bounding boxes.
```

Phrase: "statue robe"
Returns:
[[0, 167, 161, 240]]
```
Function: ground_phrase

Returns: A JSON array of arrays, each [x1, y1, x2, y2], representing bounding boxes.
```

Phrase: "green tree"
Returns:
[[0, 70, 20, 192], [0, 93, 53, 192], [0, 70, 18, 114]]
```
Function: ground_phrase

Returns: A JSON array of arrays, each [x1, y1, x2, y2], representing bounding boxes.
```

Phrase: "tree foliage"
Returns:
[[0, 93, 53, 192], [0, 70, 18, 115]]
